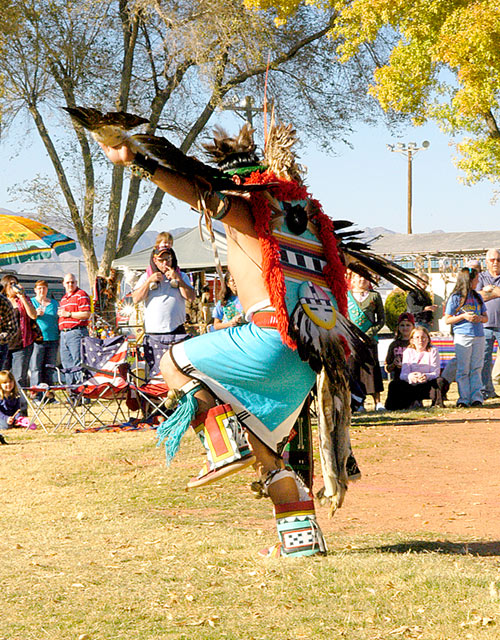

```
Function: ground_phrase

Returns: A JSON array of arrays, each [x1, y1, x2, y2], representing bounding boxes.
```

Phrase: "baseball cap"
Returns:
[[154, 247, 171, 258], [397, 312, 415, 325]]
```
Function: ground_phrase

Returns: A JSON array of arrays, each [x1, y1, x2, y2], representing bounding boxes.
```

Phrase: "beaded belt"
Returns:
[[251, 310, 279, 329]]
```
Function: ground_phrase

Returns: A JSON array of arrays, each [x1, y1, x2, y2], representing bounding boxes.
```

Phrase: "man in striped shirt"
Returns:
[[57, 274, 91, 385]]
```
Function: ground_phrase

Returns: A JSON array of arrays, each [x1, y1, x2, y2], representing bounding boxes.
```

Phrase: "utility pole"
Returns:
[[387, 141, 430, 234]]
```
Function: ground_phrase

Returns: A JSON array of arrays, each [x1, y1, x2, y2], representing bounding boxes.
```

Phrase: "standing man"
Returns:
[[133, 247, 194, 375], [57, 274, 91, 385], [476, 249, 500, 400]]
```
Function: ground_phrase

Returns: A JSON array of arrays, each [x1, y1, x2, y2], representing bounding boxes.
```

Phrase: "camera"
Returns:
[[12, 283, 23, 293]]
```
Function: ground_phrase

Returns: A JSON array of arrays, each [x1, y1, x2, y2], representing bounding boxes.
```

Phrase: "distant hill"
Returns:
[[0, 205, 400, 288], [360, 226, 396, 243]]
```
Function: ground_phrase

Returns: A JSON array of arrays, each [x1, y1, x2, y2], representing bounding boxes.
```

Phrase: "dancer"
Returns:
[[97, 125, 357, 557], [81, 108, 422, 558]]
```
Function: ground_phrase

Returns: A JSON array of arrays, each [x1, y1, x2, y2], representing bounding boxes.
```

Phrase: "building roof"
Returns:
[[370, 230, 500, 257]]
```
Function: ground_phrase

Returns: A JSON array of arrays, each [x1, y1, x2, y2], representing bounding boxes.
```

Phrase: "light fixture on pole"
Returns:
[[387, 140, 430, 234]]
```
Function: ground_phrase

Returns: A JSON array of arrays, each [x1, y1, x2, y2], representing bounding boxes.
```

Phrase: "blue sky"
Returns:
[[0, 118, 497, 237], [302, 121, 497, 235]]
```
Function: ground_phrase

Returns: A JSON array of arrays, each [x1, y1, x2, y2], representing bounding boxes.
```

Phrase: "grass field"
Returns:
[[2, 423, 499, 640]]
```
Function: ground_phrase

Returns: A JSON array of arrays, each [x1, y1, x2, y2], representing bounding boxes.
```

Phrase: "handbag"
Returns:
[[30, 318, 44, 344]]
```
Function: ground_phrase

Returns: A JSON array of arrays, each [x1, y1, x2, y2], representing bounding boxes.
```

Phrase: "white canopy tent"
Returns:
[[112, 224, 228, 273]]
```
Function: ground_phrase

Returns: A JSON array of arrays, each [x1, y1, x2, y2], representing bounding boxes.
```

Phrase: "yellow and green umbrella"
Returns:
[[0, 214, 76, 265]]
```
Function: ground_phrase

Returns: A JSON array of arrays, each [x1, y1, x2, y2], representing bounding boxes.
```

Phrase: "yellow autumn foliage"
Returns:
[[245, 0, 500, 185]]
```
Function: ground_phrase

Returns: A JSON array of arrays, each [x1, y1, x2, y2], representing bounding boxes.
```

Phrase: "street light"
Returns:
[[387, 140, 430, 234]]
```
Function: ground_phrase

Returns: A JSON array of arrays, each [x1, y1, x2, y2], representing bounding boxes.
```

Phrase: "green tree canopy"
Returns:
[[0, 0, 387, 283]]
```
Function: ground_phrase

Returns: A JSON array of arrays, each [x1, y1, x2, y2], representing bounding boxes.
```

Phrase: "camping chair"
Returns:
[[20, 382, 75, 433], [73, 335, 138, 429], [46, 335, 136, 431], [128, 333, 189, 425], [22, 371, 88, 434]]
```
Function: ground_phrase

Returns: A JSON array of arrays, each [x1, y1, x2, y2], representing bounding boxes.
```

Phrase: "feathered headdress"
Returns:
[[264, 122, 304, 184], [203, 124, 262, 174], [204, 120, 305, 184]]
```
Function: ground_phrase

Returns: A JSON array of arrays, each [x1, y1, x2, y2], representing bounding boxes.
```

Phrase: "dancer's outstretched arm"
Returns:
[[98, 142, 254, 234]]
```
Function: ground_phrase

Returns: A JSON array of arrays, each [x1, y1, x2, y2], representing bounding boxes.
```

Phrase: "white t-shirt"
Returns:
[[135, 271, 191, 333]]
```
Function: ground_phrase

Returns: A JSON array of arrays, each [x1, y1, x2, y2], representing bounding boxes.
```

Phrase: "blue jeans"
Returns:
[[454, 334, 485, 405], [10, 344, 34, 388], [9, 344, 34, 414], [30, 340, 60, 387], [0, 343, 9, 370], [482, 327, 500, 397], [59, 327, 88, 385]]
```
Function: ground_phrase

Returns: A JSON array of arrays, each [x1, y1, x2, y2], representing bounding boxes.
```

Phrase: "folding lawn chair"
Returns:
[[58, 335, 137, 430], [128, 333, 189, 425], [20, 382, 76, 433]]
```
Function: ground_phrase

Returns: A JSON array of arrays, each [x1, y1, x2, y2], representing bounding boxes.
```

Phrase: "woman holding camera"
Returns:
[[0, 275, 37, 405]]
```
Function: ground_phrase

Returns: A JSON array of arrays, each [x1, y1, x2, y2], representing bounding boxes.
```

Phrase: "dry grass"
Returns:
[[1, 424, 500, 640]]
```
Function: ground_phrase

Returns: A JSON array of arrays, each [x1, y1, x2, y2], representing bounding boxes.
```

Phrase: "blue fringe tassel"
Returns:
[[157, 391, 198, 465]]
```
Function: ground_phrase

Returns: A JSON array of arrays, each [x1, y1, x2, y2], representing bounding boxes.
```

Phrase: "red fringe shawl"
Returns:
[[245, 170, 348, 349]]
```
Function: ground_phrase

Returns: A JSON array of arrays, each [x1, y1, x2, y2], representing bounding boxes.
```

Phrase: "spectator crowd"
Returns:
[[0, 241, 499, 441], [347, 248, 500, 413]]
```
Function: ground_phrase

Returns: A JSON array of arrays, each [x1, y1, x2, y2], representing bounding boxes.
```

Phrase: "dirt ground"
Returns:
[[321, 400, 500, 546]]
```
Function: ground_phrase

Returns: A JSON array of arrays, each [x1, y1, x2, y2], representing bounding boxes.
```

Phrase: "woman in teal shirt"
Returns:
[[212, 272, 245, 330], [30, 280, 60, 397]]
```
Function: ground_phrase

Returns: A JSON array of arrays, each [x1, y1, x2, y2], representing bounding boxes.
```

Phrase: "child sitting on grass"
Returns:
[[0, 370, 36, 432]]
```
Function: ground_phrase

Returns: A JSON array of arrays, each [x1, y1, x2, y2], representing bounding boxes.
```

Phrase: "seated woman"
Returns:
[[385, 326, 446, 410], [384, 312, 415, 383]]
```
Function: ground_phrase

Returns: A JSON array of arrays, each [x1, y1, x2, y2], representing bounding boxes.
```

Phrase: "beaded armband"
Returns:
[[130, 153, 159, 180], [212, 191, 232, 220]]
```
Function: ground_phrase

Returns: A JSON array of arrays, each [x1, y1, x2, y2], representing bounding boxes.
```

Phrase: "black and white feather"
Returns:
[[63, 106, 269, 193], [333, 220, 426, 291], [288, 303, 375, 379]]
